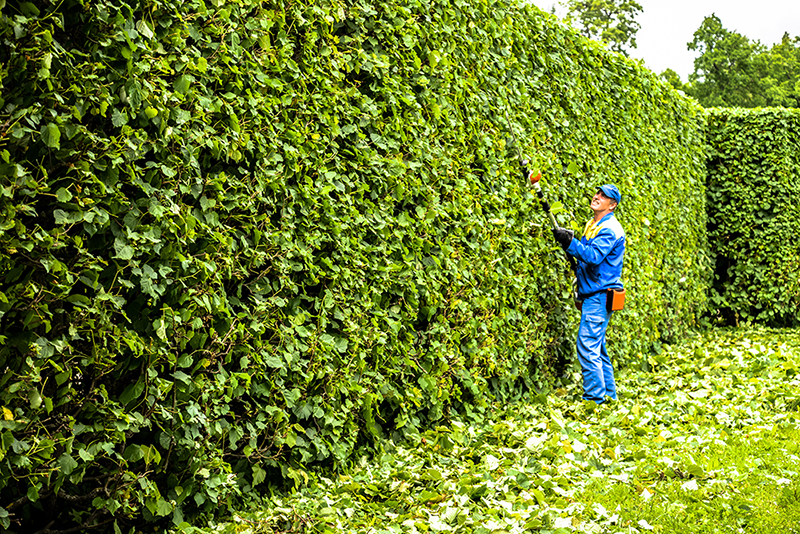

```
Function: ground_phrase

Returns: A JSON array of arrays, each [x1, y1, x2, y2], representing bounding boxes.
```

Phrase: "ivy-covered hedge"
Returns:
[[0, 0, 708, 530], [706, 108, 800, 327]]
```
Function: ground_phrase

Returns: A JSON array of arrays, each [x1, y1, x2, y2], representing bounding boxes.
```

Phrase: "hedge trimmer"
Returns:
[[503, 110, 577, 275]]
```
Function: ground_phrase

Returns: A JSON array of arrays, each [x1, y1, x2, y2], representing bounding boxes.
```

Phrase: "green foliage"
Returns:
[[188, 327, 800, 534], [562, 0, 643, 55], [687, 14, 765, 108], [0, 0, 707, 530], [685, 15, 800, 108], [760, 34, 800, 108], [705, 108, 800, 327], [659, 68, 687, 92]]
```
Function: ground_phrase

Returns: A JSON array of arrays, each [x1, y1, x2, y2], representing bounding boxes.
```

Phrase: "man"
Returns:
[[552, 184, 625, 404]]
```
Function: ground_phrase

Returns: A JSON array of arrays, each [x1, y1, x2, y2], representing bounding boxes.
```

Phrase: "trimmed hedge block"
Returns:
[[706, 108, 800, 327]]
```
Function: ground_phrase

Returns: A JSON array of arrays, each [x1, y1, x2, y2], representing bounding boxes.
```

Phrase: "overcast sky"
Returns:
[[535, 1, 800, 80]]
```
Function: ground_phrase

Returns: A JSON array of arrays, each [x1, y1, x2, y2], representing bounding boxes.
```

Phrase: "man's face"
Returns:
[[591, 189, 617, 212]]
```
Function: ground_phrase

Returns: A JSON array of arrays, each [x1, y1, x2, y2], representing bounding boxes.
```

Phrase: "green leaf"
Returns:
[[136, 20, 154, 39], [335, 337, 349, 353], [174, 75, 194, 95], [41, 123, 60, 149], [142, 445, 161, 466], [418, 490, 441, 503], [18, 2, 39, 16], [686, 464, 705, 478], [111, 108, 128, 127], [56, 187, 72, 202], [421, 468, 443, 481], [114, 239, 134, 260], [253, 465, 266, 486], [173, 371, 191, 384], [156, 498, 173, 516], [66, 294, 91, 307], [154, 319, 167, 341], [119, 378, 145, 405], [0, 506, 9, 530], [57, 454, 79, 475], [28, 389, 41, 410], [53, 209, 68, 225], [122, 445, 144, 462]]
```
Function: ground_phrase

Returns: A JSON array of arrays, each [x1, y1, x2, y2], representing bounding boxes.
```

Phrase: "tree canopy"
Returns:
[[670, 14, 800, 108], [760, 33, 800, 107], [561, 0, 643, 56]]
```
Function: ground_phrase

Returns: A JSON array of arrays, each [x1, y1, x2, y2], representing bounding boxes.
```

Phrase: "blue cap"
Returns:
[[598, 184, 621, 204]]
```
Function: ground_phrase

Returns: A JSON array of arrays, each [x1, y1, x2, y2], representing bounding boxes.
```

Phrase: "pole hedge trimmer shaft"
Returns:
[[503, 110, 577, 274]]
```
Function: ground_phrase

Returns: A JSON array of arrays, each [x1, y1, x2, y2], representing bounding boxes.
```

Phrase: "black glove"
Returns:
[[552, 227, 574, 250]]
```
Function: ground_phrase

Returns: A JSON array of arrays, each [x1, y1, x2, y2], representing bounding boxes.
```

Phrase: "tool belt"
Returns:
[[575, 288, 626, 312]]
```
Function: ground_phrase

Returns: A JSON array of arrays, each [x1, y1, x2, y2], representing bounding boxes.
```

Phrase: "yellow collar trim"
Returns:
[[583, 218, 604, 240]]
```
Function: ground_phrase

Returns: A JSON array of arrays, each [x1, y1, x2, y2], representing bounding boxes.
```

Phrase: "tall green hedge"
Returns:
[[706, 108, 800, 327], [0, 0, 708, 530]]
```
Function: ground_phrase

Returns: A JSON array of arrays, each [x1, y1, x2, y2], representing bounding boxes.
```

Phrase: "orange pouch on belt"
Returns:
[[606, 288, 625, 312]]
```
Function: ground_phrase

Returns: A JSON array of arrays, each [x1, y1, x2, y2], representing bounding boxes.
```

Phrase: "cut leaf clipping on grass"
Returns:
[[175, 328, 800, 534]]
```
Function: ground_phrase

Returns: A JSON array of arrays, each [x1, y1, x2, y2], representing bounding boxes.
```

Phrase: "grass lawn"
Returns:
[[175, 328, 800, 534]]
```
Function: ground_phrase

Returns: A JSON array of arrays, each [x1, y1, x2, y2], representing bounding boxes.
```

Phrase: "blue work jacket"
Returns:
[[566, 212, 625, 299]]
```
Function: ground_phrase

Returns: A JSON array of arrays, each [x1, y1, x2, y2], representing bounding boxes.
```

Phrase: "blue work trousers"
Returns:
[[577, 292, 617, 403]]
